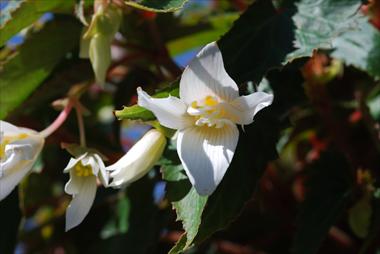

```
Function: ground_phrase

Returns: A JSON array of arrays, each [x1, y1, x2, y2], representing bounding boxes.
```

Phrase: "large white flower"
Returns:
[[107, 129, 166, 187], [137, 42, 273, 195], [0, 120, 44, 201], [64, 152, 108, 231]]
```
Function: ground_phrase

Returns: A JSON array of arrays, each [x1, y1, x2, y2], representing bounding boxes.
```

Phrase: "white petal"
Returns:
[[64, 171, 81, 195], [0, 135, 44, 201], [107, 129, 166, 187], [180, 42, 239, 104], [0, 153, 30, 200], [65, 176, 97, 231], [137, 87, 192, 130], [0, 120, 36, 135], [63, 158, 80, 173], [93, 153, 108, 186], [229, 92, 273, 125], [0, 120, 21, 134], [177, 125, 239, 196], [82, 155, 99, 176]]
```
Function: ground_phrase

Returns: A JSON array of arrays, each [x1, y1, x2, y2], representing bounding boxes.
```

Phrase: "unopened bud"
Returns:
[[107, 129, 167, 187]]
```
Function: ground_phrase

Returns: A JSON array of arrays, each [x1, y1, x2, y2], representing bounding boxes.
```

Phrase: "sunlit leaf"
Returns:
[[0, 0, 76, 47], [332, 16, 380, 79], [123, 0, 189, 13], [0, 16, 82, 119]]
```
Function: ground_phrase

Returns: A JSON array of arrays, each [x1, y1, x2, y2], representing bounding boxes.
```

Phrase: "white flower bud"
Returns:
[[107, 129, 167, 188]]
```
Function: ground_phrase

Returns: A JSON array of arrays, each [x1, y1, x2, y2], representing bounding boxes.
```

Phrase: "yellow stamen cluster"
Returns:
[[74, 162, 93, 177], [188, 96, 230, 128], [0, 133, 28, 159], [204, 96, 218, 107]]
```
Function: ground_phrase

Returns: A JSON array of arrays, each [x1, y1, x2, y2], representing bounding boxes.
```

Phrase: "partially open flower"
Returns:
[[64, 152, 108, 231], [107, 129, 166, 188], [0, 121, 44, 201]]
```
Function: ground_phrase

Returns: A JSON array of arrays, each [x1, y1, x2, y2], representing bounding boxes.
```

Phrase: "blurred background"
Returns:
[[1, 0, 380, 254]]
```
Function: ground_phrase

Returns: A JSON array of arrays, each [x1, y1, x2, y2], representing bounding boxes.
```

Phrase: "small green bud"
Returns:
[[89, 34, 112, 86], [81, 3, 122, 86]]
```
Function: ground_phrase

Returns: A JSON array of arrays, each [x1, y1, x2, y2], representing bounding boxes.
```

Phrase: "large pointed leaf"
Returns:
[[288, 0, 362, 60], [218, 0, 295, 84], [0, 16, 82, 119], [160, 159, 207, 253]]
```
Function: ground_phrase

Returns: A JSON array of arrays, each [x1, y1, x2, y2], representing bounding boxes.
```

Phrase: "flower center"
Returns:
[[187, 96, 232, 128], [0, 133, 28, 160], [74, 162, 93, 177]]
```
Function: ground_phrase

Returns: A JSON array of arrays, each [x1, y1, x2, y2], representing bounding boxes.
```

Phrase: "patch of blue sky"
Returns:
[[0, 0, 10, 10], [153, 181, 166, 204], [173, 47, 201, 67]]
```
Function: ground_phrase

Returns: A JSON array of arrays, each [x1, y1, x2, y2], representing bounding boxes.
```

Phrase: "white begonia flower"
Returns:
[[0, 121, 44, 201], [64, 152, 108, 231], [107, 129, 166, 187], [137, 42, 273, 196]]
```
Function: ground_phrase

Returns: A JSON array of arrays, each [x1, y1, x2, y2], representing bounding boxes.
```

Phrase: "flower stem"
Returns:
[[75, 106, 87, 147], [39, 103, 73, 138]]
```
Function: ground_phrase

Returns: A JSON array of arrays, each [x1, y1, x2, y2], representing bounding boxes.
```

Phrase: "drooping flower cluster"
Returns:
[[0, 41, 273, 232]]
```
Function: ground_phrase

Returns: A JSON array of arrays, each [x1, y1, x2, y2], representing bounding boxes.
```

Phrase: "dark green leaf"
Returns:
[[123, 0, 189, 13], [0, 190, 21, 254], [218, 0, 296, 84], [218, 0, 362, 84], [292, 151, 352, 254], [348, 193, 372, 238], [160, 158, 207, 253], [0, 16, 82, 119], [95, 177, 160, 254]]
